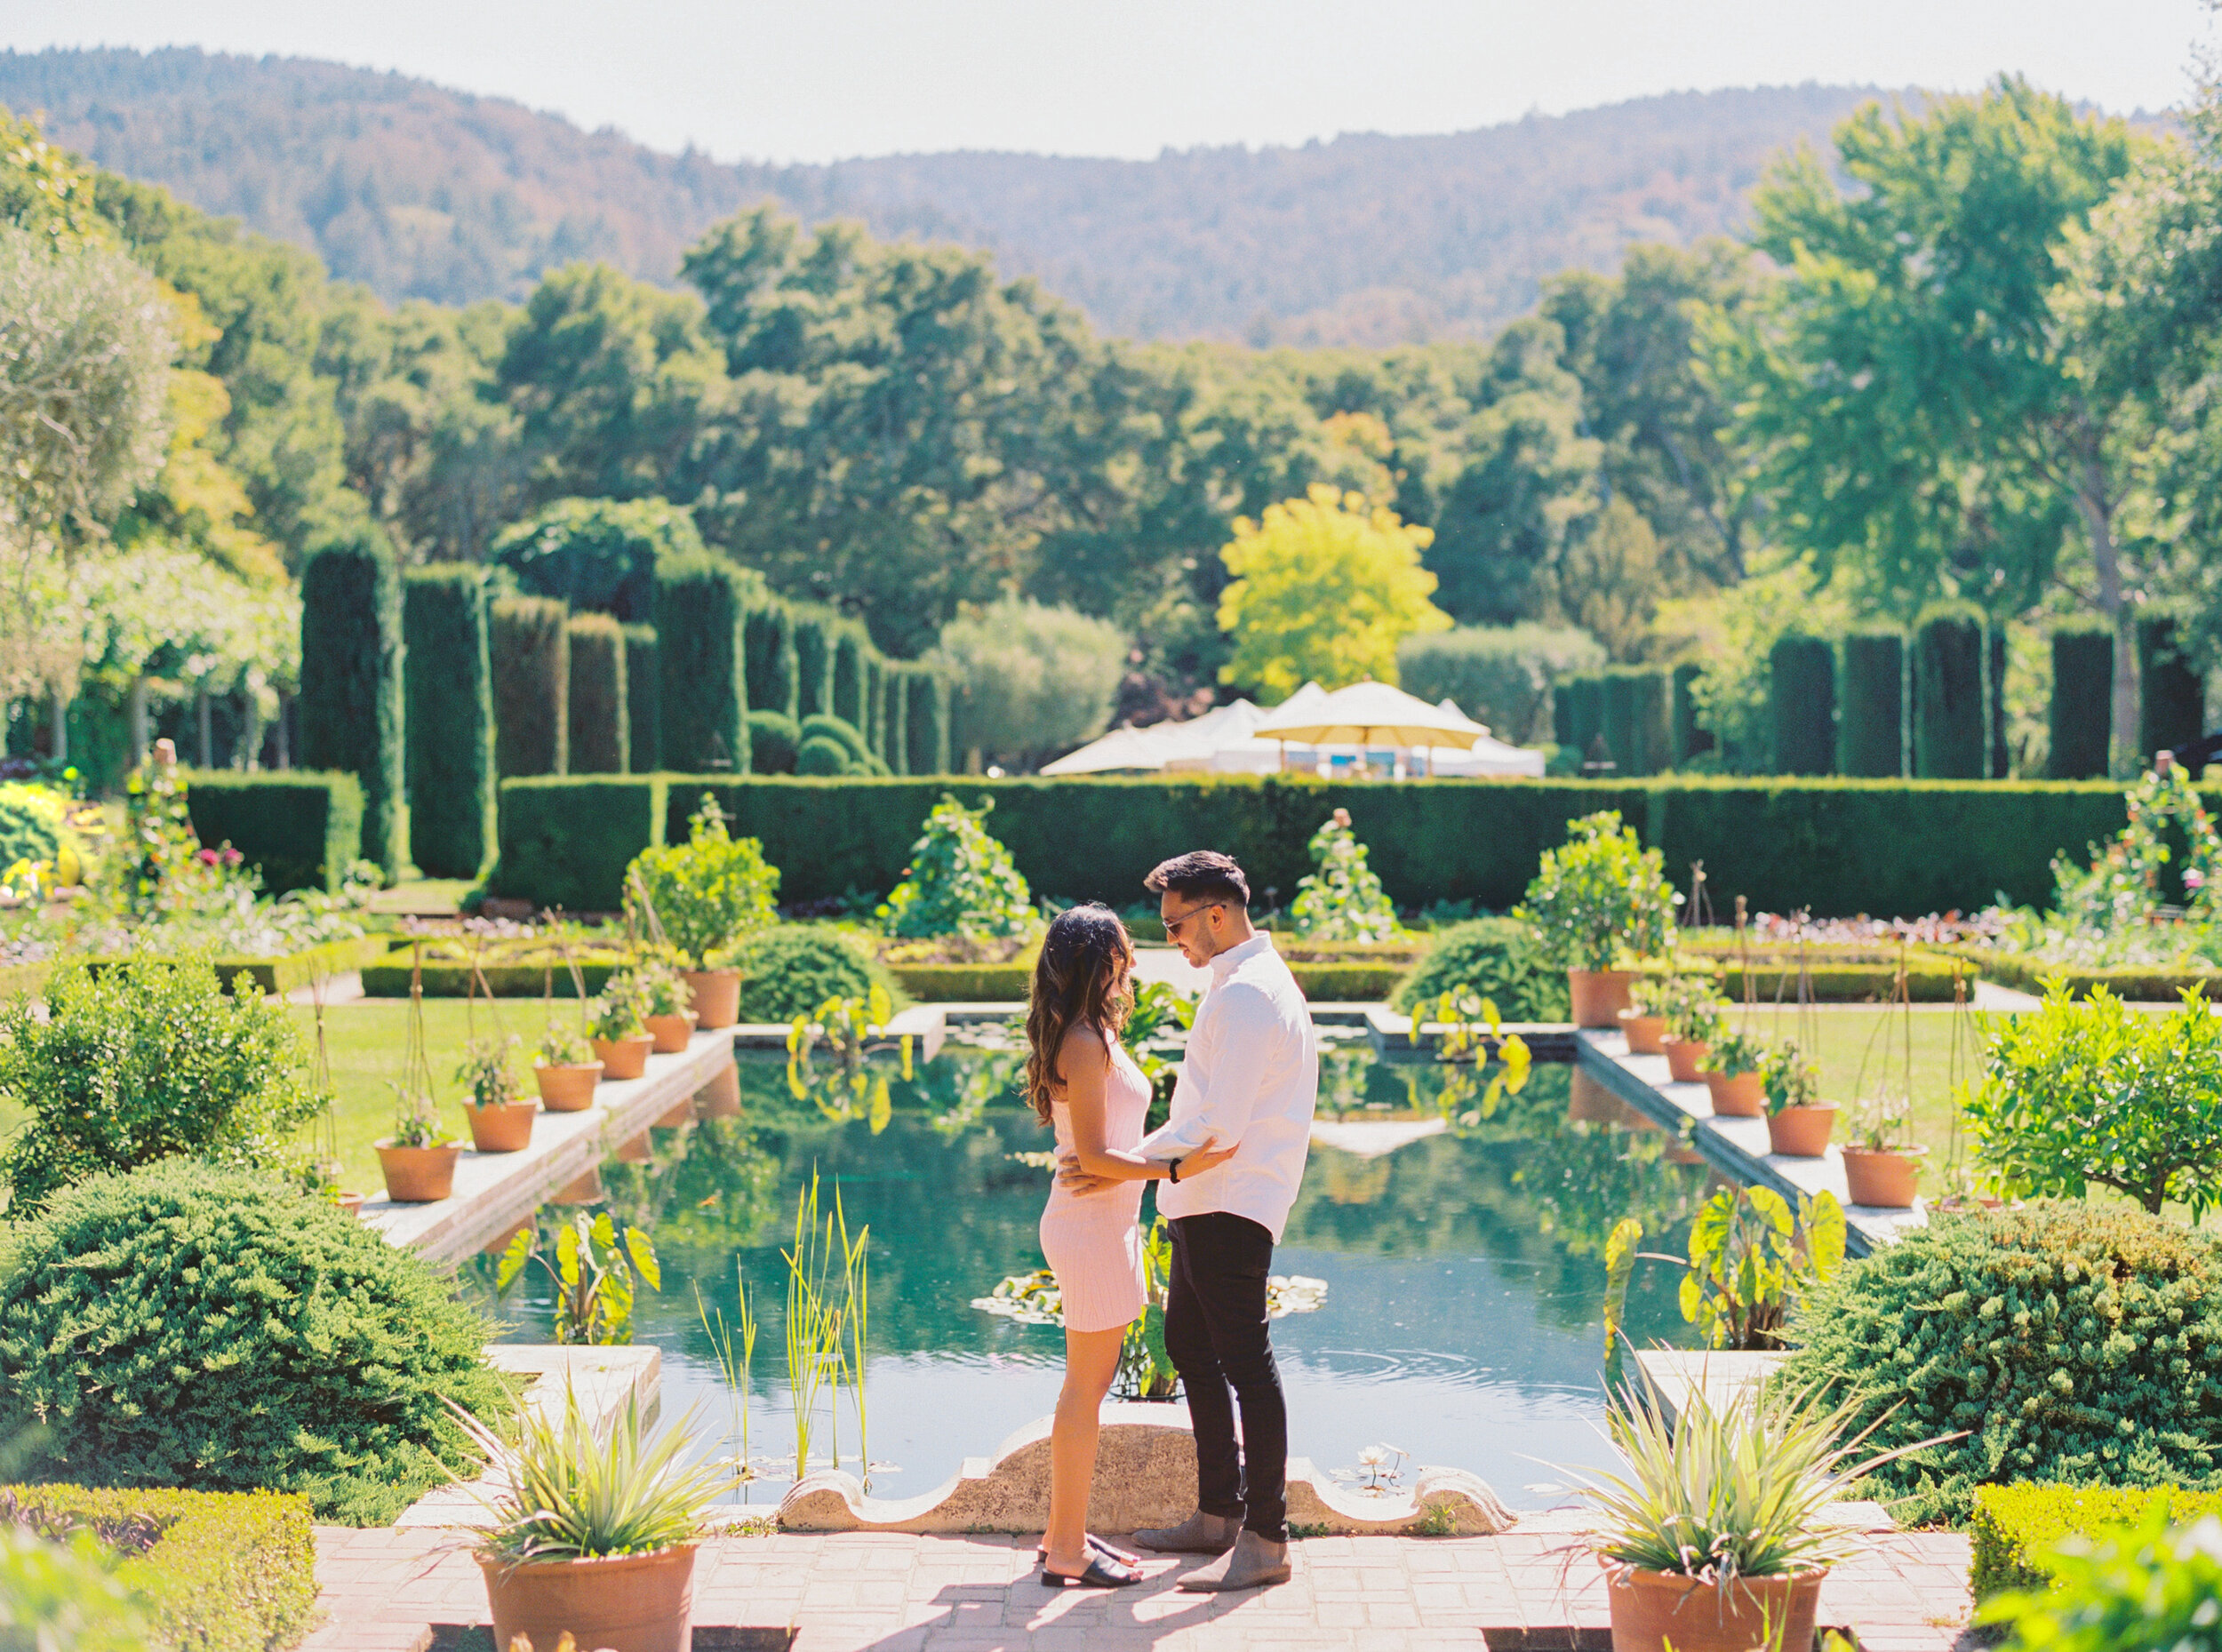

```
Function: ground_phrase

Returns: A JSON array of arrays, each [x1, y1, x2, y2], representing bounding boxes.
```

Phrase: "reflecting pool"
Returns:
[[464, 1041, 1712, 1508]]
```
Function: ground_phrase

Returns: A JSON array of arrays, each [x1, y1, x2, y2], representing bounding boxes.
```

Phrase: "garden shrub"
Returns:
[[800, 713, 872, 768], [881, 666, 910, 776], [744, 599, 799, 720], [1398, 623, 1603, 746], [2138, 611, 2204, 768], [0, 1482, 317, 1651], [402, 565, 497, 878], [0, 779, 65, 871], [491, 495, 702, 623], [1669, 661, 1711, 765], [1559, 673, 1604, 763], [624, 624, 659, 771], [1839, 629, 1904, 778], [0, 1162, 508, 1524], [654, 559, 754, 773], [792, 603, 836, 718], [1516, 809, 1677, 971], [1290, 810, 1399, 941], [733, 924, 896, 1022], [864, 655, 886, 757], [879, 794, 1035, 941], [749, 710, 801, 774], [832, 625, 869, 730], [298, 525, 404, 875], [0, 959, 323, 1208], [491, 594, 569, 777], [625, 792, 779, 967], [1914, 603, 1986, 778], [796, 736, 849, 776], [1777, 1202, 2222, 1525], [565, 612, 629, 774], [1769, 635, 1835, 776], [488, 775, 667, 911], [1968, 1481, 2222, 1600], [2050, 625, 2113, 779], [1978, 1502, 2222, 1650], [906, 667, 951, 775], [1988, 625, 2010, 779], [1392, 917, 1570, 1020], [1598, 667, 1671, 776], [181, 771, 364, 895]]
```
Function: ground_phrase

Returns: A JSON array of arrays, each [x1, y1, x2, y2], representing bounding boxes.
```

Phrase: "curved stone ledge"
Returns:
[[775, 1403, 1516, 1536]]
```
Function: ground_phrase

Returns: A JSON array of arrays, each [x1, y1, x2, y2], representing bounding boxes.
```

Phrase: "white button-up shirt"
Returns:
[[1140, 930, 1318, 1242]]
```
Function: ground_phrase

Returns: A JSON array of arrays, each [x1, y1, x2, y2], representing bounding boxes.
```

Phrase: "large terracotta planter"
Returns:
[[1604, 1563, 1823, 1652], [1700, 1069, 1766, 1117], [481, 1542, 697, 1652], [1619, 1011, 1666, 1055], [535, 1061, 603, 1112], [375, 1141, 460, 1203], [682, 969, 742, 1030], [1568, 970, 1635, 1029], [1662, 1037, 1710, 1084], [1766, 1103, 1837, 1157], [644, 1010, 699, 1054], [1843, 1145, 1928, 1208], [465, 1097, 539, 1153], [593, 1033, 656, 1081], [694, 1060, 741, 1121]]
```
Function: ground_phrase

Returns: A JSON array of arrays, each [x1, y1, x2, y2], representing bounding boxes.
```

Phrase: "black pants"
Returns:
[[1165, 1211, 1287, 1543]]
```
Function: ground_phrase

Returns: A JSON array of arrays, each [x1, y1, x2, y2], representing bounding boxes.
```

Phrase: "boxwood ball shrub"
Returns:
[[796, 734, 850, 776], [800, 713, 882, 773], [1778, 1201, 2222, 1525], [733, 924, 895, 1022], [749, 710, 801, 775], [1392, 917, 1570, 1021], [0, 1162, 508, 1524]]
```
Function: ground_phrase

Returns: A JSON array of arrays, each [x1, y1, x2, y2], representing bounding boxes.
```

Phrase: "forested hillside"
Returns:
[[0, 46, 1882, 340]]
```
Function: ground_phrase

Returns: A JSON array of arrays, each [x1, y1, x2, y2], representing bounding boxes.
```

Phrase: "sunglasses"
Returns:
[[1162, 900, 1223, 938]]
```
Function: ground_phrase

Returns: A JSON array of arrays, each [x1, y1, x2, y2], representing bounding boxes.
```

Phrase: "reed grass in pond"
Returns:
[[464, 1049, 1708, 1507]]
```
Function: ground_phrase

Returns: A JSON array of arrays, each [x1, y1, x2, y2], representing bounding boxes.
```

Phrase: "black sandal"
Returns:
[[1035, 1534, 1142, 1568], [1040, 1552, 1143, 1588]]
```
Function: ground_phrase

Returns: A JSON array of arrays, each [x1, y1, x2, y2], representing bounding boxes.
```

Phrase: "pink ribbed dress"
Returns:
[[1038, 1033, 1151, 1334]]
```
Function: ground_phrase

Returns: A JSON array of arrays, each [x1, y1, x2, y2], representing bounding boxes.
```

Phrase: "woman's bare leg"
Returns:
[[1043, 1323, 1130, 1575]]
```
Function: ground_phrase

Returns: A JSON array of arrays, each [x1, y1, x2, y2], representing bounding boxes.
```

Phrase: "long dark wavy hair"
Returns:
[[1024, 904, 1134, 1126]]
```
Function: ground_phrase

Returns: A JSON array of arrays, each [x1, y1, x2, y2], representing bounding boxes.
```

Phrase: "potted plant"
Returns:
[[1842, 1094, 1925, 1208], [1762, 1040, 1835, 1157], [631, 959, 699, 1054], [626, 794, 781, 1032], [377, 970, 461, 1201], [451, 1382, 731, 1652], [1698, 1028, 1768, 1118], [534, 1021, 603, 1112], [1623, 973, 1712, 1057], [1660, 999, 1723, 1084], [1515, 811, 1680, 1029], [590, 983, 656, 1081], [1566, 1373, 1946, 1652], [460, 1035, 538, 1154]]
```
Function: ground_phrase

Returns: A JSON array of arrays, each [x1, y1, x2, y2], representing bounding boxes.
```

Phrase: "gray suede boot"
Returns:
[[1178, 1528, 1291, 1592], [1132, 1510, 1241, 1554]]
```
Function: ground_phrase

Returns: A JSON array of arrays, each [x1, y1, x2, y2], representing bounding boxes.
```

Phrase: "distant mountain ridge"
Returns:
[[0, 46, 1892, 341]]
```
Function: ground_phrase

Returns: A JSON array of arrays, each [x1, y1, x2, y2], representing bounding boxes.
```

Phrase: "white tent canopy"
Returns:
[[1252, 679, 1491, 750]]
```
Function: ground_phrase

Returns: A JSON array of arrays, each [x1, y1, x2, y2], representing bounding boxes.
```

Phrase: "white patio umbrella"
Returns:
[[1252, 680, 1491, 750]]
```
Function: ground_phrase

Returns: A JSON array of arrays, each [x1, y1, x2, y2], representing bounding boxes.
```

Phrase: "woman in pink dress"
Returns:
[[1024, 904, 1236, 1587]]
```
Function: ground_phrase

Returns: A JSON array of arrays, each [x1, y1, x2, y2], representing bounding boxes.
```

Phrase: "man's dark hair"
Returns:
[[1145, 850, 1250, 908]]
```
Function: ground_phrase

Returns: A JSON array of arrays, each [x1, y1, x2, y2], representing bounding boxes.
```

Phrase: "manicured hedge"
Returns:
[[360, 952, 620, 997], [298, 527, 405, 875], [793, 604, 835, 718], [1768, 635, 1835, 776], [1838, 630, 1903, 778], [624, 624, 659, 772], [832, 624, 869, 730], [886, 962, 1030, 1002], [0, 1482, 316, 1652], [655, 563, 752, 774], [182, 770, 364, 893], [1968, 1482, 2222, 1600], [1561, 674, 1604, 766], [566, 613, 629, 774], [402, 565, 497, 878], [1670, 662, 1711, 766], [488, 775, 669, 911], [882, 666, 911, 776], [1986, 625, 2010, 779], [2050, 624, 2113, 779], [2138, 611, 2204, 768], [907, 667, 951, 776], [1914, 604, 1986, 779], [1948, 948, 2222, 1002], [491, 595, 569, 778], [864, 655, 885, 757], [745, 598, 799, 720]]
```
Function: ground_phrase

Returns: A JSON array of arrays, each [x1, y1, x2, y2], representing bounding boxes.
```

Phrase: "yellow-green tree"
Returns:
[[1216, 485, 1449, 701]]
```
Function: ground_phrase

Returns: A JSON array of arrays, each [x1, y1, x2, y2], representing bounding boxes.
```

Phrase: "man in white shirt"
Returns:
[[1059, 849, 1318, 1591]]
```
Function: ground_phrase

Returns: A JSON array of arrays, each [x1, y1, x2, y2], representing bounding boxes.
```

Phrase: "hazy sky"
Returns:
[[3, 0, 2211, 164]]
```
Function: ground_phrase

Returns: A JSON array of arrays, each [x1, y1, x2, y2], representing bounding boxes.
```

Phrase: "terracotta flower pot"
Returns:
[[1843, 1144, 1928, 1208], [694, 1060, 741, 1121], [535, 1061, 604, 1112], [1567, 969, 1635, 1028], [336, 1191, 366, 1219], [1766, 1103, 1837, 1157], [1619, 1010, 1667, 1055], [1662, 1037, 1710, 1084], [644, 1010, 699, 1054], [481, 1542, 697, 1652], [1700, 1069, 1766, 1117], [375, 1141, 460, 1203], [465, 1097, 539, 1153], [1604, 1563, 1823, 1652], [593, 1033, 656, 1081], [682, 969, 742, 1030]]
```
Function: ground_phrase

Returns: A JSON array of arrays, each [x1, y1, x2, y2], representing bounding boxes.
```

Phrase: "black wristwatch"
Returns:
[[1168, 1158, 1182, 1185]]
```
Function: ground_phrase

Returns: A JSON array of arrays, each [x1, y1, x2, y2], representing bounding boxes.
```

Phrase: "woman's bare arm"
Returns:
[[1055, 1027, 1236, 1187]]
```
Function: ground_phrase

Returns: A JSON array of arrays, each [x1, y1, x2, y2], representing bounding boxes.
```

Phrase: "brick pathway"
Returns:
[[305, 1521, 1976, 1651]]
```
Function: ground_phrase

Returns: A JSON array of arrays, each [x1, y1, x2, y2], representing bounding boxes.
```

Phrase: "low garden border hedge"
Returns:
[[359, 949, 623, 998], [0, 1481, 316, 1651], [183, 770, 365, 894], [1947, 949, 2222, 1002], [1969, 1482, 2222, 1600]]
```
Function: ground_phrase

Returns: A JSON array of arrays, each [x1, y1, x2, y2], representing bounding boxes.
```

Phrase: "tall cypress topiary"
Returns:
[[624, 625, 659, 772], [743, 600, 799, 720], [1986, 625, 2010, 779], [1631, 669, 1671, 775], [882, 666, 910, 774], [2137, 611, 2205, 770], [906, 667, 951, 775], [1838, 630, 1905, 778], [1670, 662, 1713, 765], [566, 614, 629, 774], [863, 654, 886, 757], [832, 625, 867, 730], [2049, 624, 2113, 779], [792, 606, 835, 718], [1914, 603, 1986, 778], [1599, 670, 1635, 774], [1562, 673, 1605, 766], [300, 526, 404, 875], [401, 565, 495, 878], [655, 560, 754, 774], [1768, 634, 1836, 776], [491, 596, 569, 778]]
